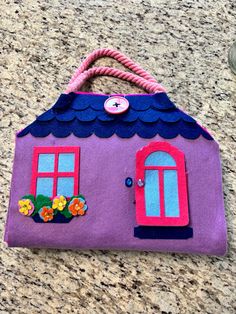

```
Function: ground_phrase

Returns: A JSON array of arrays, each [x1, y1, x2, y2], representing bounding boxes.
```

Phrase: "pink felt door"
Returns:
[[135, 142, 189, 226]]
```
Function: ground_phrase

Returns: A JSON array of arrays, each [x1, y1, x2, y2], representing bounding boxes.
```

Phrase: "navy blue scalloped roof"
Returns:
[[17, 92, 213, 140]]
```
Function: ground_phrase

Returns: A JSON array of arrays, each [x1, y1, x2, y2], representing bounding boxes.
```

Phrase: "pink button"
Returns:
[[104, 96, 129, 115]]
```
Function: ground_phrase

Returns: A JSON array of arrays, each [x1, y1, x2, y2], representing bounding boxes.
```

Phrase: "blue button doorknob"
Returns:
[[125, 177, 133, 187]]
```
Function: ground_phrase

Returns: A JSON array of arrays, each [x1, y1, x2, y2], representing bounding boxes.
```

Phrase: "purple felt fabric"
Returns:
[[4, 134, 227, 255]]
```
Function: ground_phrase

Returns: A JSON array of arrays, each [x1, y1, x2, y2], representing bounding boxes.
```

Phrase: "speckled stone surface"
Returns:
[[0, 0, 236, 313]]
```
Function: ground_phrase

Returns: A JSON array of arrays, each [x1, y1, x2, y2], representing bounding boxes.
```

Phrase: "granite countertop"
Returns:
[[0, 0, 235, 313]]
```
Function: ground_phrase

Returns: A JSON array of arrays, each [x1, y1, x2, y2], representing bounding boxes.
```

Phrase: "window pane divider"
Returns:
[[53, 152, 59, 198], [37, 172, 76, 177], [158, 170, 165, 218], [145, 166, 177, 170]]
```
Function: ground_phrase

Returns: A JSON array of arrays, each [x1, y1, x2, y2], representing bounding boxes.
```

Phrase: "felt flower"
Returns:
[[52, 195, 67, 211], [68, 197, 88, 216], [18, 199, 34, 216], [39, 206, 54, 222]]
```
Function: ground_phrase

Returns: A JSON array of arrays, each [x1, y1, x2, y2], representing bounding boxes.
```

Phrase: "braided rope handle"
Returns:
[[69, 48, 157, 85], [65, 66, 166, 94]]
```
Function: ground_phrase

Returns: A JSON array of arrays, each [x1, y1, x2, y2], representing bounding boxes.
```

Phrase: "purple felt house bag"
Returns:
[[4, 48, 227, 255]]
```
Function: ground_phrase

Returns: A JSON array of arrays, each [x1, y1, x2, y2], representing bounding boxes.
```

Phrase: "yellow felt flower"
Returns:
[[52, 195, 67, 211], [18, 199, 34, 216]]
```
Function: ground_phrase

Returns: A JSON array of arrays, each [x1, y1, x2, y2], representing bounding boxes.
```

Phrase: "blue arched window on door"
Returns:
[[144, 151, 179, 218], [135, 142, 189, 226]]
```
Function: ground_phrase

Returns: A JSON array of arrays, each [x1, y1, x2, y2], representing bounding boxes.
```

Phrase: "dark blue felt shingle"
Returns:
[[158, 111, 182, 123], [178, 120, 203, 140], [121, 109, 139, 122], [17, 126, 30, 137], [89, 95, 108, 110], [37, 109, 55, 122], [17, 92, 213, 140], [51, 120, 72, 138], [115, 121, 137, 138], [93, 120, 117, 138], [136, 121, 160, 139], [157, 121, 182, 139], [139, 109, 162, 123], [179, 111, 196, 123], [56, 109, 76, 122], [152, 92, 176, 110], [76, 108, 97, 122], [200, 128, 213, 140], [72, 120, 94, 138], [52, 93, 77, 111], [128, 95, 152, 111], [97, 111, 115, 122], [26, 121, 51, 137]]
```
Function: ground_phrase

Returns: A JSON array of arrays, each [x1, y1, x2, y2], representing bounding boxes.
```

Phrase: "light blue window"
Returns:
[[145, 151, 176, 166], [36, 178, 53, 197], [38, 154, 55, 172], [145, 170, 160, 216], [57, 177, 74, 196], [58, 153, 75, 172]]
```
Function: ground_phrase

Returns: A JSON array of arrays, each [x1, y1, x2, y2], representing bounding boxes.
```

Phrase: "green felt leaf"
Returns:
[[21, 194, 35, 202], [36, 194, 51, 203], [31, 209, 38, 217], [61, 206, 72, 218], [70, 194, 85, 201], [35, 194, 52, 210], [78, 194, 85, 200]]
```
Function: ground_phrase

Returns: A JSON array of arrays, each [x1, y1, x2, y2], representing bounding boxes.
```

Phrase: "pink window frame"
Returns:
[[31, 147, 80, 198], [135, 142, 189, 226]]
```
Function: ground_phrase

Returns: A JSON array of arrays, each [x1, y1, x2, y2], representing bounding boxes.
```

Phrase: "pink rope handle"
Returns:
[[65, 66, 166, 94], [69, 48, 157, 84]]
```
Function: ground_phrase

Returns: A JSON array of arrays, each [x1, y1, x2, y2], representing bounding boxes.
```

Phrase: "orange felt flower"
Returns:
[[68, 197, 87, 216], [39, 206, 54, 222], [77, 208, 85, 216]]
